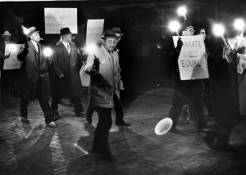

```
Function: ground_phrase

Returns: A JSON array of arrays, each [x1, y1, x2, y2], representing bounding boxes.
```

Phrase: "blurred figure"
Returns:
[[204, 35, 241, 151], [84, 29, 120, 162], [17, 27, 55, 127], [168, 25, 206, 132], [198, 28, 213, 119], [50, 27, 83, 118], [0, 31, 20, 97], [0, 31, 11, 106]]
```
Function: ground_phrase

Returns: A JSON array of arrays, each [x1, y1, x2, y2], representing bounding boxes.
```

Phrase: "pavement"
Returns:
[[0, 88, 246, 175]]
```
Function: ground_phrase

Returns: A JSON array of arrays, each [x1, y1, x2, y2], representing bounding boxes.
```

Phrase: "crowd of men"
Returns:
[[0, 26, 130, 161], [0, 22, 246, 162]]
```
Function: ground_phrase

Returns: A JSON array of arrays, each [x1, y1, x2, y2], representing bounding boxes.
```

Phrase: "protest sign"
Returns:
[[86, 19, 104, 44], [173, 35, 209, 80], [3, 44, 23, 70]]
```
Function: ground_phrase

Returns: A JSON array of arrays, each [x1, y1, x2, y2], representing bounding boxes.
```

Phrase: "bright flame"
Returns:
[[212, 23, 225, 37], [83, 43, 97, 55], [8, 44, 18, 53], [177, 6, 187, 17], [233, 18, 245, 31], [43, 47, 53, 57], [168, 20, 181, 33]]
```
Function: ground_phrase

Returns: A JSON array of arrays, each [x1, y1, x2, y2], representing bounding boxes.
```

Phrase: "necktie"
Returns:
[[67, 43, 70, 54]]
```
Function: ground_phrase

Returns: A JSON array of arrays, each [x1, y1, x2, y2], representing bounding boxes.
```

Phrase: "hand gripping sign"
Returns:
[[173, 35, 209, 80]]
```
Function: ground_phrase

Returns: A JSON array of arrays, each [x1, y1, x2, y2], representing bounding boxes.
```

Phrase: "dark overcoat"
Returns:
[[50, 42, 83, 98], [17, 41, 51, 101]]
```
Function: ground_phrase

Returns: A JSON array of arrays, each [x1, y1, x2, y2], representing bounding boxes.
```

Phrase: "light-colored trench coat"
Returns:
[[84, 45, 123, 108]]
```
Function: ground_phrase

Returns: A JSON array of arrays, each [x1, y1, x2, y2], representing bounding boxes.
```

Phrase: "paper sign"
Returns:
[[173, 35, 209, 80], [3, 44, 23, 70], [86, 19, 104, 44], [44, 8, 78, 34]]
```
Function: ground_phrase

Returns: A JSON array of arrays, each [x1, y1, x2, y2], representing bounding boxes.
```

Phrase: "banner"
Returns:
[[86, 19, 104, 44], [3, 44, 23, 70], [173, 35, 209, 80], [44, 8, 78, 34]]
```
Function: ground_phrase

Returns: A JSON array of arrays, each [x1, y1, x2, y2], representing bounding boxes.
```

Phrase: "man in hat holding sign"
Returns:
[[50, 27, 83, 118], [17, 27, 55, 127]]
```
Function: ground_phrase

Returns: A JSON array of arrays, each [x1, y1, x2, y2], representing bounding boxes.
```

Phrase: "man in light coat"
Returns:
[[84, 29, 119, 162]]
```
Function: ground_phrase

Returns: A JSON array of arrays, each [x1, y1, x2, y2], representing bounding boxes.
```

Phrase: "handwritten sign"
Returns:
[[173, 35, 209, 80], [44, 8, 78, 34], [86, 19, 104, 44], [3, 44, 23, 70]]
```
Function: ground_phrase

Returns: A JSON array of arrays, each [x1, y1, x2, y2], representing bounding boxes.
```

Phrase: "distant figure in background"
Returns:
[[50, 27, 83, 118], [17, 27, 55, 127], [0, 31, 11, 107], [0, 31, 20, 97]]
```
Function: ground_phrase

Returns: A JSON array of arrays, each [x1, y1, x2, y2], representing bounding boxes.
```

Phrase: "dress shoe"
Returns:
[[21, 117, 30, 123], [46, 121, 56, 127], [116, 121, 131, 127]]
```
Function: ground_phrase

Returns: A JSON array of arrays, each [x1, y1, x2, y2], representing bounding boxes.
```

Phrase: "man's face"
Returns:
[[4, 36, 11, 42], [30, 32, 40, 43], [104, 37, 117, 52], [200, 29, 206, 40], [63, 33, 72, 43], [182, 28, 194, 36]]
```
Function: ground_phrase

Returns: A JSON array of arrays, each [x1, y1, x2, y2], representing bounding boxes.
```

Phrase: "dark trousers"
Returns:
[[169, 88, 206, 129], [93, 108, 112, 154], [86, 92, 124, 123], [51, 92, 82, 114], [20, 80, 53, 124], [113, 93, 124, 124]]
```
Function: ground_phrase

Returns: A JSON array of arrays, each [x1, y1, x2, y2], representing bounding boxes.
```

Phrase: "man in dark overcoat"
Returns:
[[50, 27, 83, 117], [17, 27, 55, 126]]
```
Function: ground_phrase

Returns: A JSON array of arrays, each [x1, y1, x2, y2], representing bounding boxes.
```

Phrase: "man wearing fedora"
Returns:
[[50, 27, 83, 118], [86, 27, 130, 127], [84, 29, 124, 162], [17, 27, 55, 127]]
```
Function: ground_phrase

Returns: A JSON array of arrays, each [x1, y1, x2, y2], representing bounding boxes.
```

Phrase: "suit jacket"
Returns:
[[18, 41, 51, 100], [50, 42, 83, 98]]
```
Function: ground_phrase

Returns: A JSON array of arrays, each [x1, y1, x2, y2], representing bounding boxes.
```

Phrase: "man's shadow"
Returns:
[[65, 123, 178, 175]]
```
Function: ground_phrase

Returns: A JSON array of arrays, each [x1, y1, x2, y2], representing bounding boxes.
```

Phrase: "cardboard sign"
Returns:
[[86, 19, 104, 44], [3, 44, 23, 70], [44, 8, 78, 34], [173, 35, 209, 80]]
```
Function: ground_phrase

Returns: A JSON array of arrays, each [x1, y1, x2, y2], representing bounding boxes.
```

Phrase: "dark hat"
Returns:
[[112, 27, 123, 36], [101, 29, 117, 39], [60, 27, 72, 35]]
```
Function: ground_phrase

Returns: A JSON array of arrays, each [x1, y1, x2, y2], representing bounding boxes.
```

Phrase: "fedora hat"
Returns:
[[101, 29, 117, 39], [60, 27, 72, 36], [2, 31, 12, 38], [112, 27, 123, 37]]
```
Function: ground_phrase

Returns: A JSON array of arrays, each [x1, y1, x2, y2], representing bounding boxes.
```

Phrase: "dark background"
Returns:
[[1, 0, 246, 96]]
